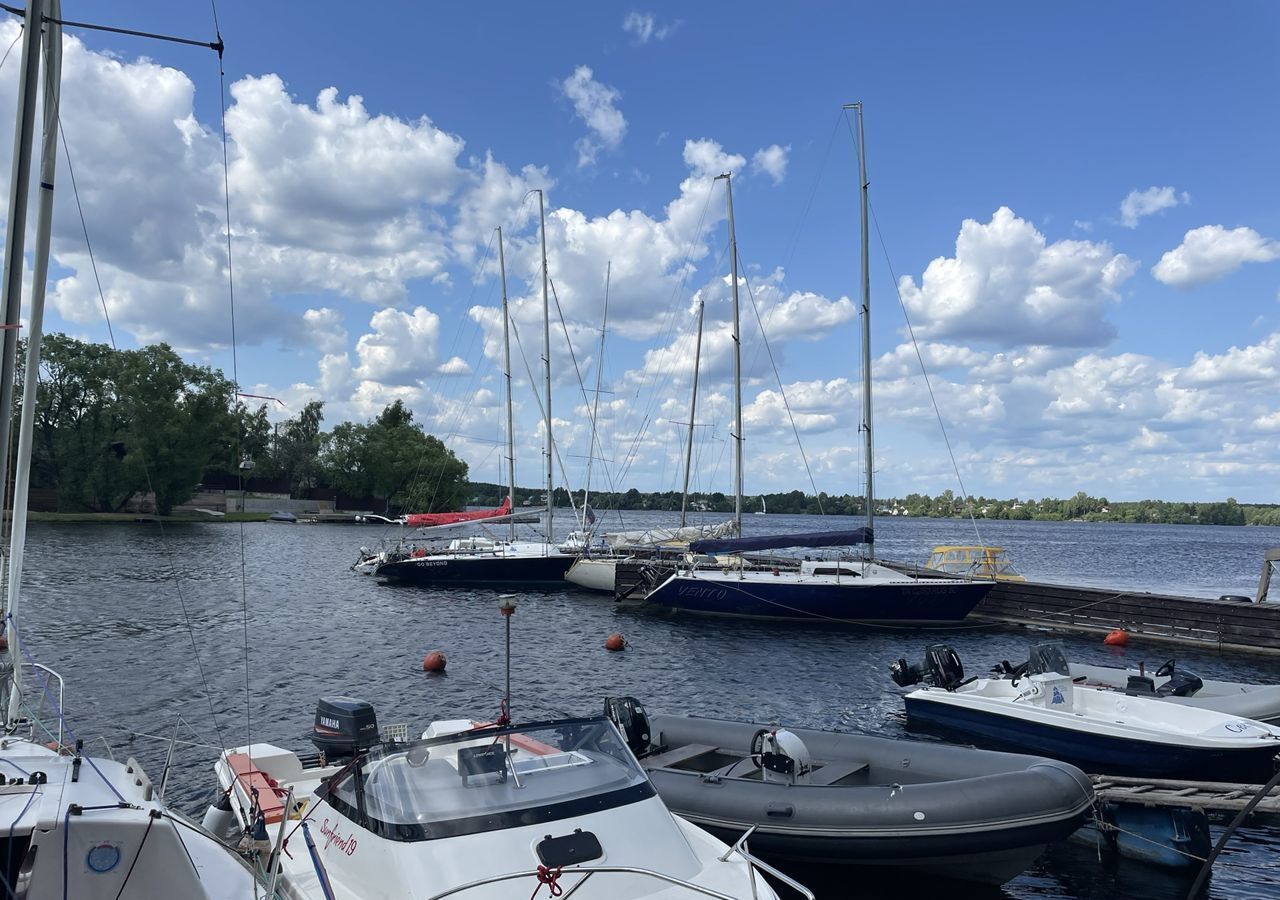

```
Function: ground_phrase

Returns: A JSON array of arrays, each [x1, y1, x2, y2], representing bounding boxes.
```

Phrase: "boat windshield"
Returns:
[[325, 717, 653, 841], [1028, 642, 1070, 677]]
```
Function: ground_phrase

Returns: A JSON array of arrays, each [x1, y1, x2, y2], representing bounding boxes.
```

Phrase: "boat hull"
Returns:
[[643, 715, 1092, 886], [905, 693, 1280, 781], [376, 552, 575, 586], [643, 572, 991, 623], [566, 557, 620, 593], [1069, 662, 1280, 725]]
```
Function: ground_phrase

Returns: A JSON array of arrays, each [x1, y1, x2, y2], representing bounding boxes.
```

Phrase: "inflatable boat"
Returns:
[[605, 699, 1093, 886], [893, 643, 1280, 781]]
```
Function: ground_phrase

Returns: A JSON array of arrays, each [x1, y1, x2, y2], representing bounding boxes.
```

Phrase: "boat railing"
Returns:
[[5, 660, 66, 746], [720, 825, 815, 900], [423, 849, 813, 900]]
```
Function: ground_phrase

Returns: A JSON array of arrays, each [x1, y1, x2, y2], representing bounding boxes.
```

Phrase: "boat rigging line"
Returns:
[[839, 107, 988, 547]]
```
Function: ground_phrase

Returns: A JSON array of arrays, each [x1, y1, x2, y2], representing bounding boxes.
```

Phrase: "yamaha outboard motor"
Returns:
[[311, 697, 380, 759], [603, 696, 652, 756], [890, 644, 965, 690]]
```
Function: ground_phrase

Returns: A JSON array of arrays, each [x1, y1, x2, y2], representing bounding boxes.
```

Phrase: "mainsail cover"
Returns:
[[405, 497, 512, 528], [689, 528, 873, 554]]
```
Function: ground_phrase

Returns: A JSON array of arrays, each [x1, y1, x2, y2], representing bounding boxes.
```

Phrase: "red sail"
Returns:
[[404, 497, 512, 528]]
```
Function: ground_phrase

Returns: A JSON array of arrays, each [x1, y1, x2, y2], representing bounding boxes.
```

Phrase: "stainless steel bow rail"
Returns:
[[425, 827, 814, 900]]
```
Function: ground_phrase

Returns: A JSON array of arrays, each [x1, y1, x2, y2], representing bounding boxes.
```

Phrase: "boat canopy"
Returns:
[[405, 497, 511, 528], [689, 528, 873, 554]]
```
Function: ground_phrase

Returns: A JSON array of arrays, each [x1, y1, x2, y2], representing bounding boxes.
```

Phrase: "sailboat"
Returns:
[[754, 495, 766, 515], [374, 202, 576, 586], [0, 3, 261, 895], [565, 298, 736, 594], [642, 105, 993, 624]]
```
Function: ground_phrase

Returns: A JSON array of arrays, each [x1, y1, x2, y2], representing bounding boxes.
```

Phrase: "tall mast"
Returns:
[[6, 0, 61, 724], [715, 172, 743, 534], [583, 262, 609, 521], [849, 102, 874, 550], [679, 300, 705, 528], [537, 190, 553, 542], [0, 0, 46, 561], [497, 227, 516, 542]]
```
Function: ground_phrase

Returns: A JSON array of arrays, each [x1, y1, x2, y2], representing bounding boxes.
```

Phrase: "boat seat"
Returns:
[[643, 743, 718, 770], [226, 753, 287, 824], [807, 760, 870, 786]]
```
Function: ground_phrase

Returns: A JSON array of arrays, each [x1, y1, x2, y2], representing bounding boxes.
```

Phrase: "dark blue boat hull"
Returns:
[[376, 553, 575, 586], [905, 695, 1280, 781], [643, 574, 991, 624]]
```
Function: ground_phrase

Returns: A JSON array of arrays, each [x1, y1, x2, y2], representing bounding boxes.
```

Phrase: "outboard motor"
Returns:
[[754, 729, 812, 784], [1157, 670, 1204, 697], [890, 644, 965, 690], [603, 696, 652, 757], [311, 697, 380, 759]]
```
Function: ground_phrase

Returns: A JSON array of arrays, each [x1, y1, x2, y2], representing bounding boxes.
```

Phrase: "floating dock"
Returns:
[[1091, 774, 1280, 815]]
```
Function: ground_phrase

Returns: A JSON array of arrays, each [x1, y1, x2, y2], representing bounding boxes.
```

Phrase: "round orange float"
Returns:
[[604, 633, 626, 651], [422, 650, 447, 672]]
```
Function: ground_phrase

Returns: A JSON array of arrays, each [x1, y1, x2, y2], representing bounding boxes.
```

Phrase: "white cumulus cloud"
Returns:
[[560, 66, 627, 168], [898, 207, 1136, 348], [751, 144, 790, 185], [1152, 225, 1280, 289], [1119, 186, 1189, 228]]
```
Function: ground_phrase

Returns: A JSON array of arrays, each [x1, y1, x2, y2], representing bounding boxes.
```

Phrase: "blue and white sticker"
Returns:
[[87, 843, 121, 874]]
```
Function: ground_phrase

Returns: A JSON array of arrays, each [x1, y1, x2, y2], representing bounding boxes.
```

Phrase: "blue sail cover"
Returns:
[[689, 528, 873, 554]]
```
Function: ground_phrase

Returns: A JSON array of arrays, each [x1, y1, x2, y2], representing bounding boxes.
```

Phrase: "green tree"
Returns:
[[33, 336, 236, 514], [276, 401, 325, 497]]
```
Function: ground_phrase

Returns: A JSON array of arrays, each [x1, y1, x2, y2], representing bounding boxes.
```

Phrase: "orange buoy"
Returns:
[[604, 633, 626, 651], [1103, 629, 1128, 647], [422, 650, 447, 672]]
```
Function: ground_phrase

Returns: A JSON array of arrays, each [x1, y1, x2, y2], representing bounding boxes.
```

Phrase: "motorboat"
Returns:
[[892, 643, 1280, 781], [211, 698, 803, 899], [925, 545, 1025, 582], [268, 510, 298, 523], [605, 699, 1093, 886], [1009, 646, 1280, 725]]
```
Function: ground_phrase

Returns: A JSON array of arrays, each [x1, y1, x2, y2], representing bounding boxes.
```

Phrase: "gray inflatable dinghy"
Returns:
[[606, 699, 1093, 886]]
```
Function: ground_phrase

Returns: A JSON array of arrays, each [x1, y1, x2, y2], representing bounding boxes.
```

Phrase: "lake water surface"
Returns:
[[14, 513, 1280, 899]]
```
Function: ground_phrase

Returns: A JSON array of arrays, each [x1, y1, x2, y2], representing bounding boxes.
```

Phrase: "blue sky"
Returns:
[[3, 2, 1279, 502]]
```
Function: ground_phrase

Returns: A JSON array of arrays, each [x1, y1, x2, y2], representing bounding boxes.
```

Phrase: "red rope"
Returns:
[[530, 864, 563, 899]]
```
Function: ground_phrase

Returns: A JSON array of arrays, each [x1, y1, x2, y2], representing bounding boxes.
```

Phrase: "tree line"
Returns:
[[20, 335, 1277, 526], [26, 335, 468, 515]]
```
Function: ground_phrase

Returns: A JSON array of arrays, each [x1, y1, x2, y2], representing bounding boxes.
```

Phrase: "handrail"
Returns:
[[425, 865, 746, 900], [719, 825, 814, 900]]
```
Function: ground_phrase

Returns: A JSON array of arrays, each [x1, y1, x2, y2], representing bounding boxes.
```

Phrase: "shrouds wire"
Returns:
[[50, 26, 227, 751]]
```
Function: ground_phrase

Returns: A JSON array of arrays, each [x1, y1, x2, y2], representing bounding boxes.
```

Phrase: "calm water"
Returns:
[[14, 513, 1280, 899]]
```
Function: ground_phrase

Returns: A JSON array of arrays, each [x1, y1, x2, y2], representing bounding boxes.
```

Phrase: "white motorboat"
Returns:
[[892, 643, 1280, 781], [212, 699, 800, 899], [1052, 655, 1280, 725], [0, 5, 264, 895]]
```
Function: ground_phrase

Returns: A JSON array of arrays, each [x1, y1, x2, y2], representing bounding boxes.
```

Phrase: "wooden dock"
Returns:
[[1091, 774, 1280, 815], [974, 579, 1280, 654]]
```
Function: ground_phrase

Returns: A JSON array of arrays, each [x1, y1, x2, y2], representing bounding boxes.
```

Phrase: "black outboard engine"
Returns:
[[890, 644, 965, 690], [1157, 670, 1204, 697], [311, 697, 380, 759], [603, 696, 652, 756]]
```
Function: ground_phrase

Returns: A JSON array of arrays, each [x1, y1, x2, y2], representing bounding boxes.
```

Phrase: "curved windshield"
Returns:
[[325, 717, 653, 840]]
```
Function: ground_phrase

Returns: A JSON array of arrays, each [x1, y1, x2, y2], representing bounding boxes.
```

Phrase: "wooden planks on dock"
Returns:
[[1092, 774, 1280, 815], [975, 579, 1280, 653]]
